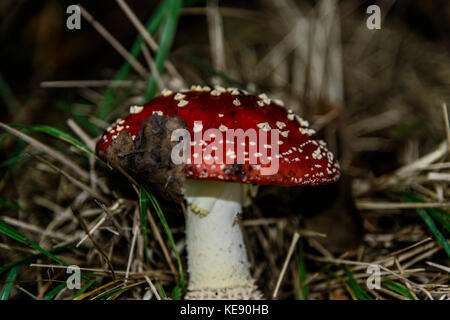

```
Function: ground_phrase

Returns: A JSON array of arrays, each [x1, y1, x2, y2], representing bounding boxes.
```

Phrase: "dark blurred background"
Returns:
[[1, 0, 449, 300], [1, 0, 449, 125]]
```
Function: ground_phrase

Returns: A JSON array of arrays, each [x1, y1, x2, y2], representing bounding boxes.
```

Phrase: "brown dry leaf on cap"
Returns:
[[105, 114, 187, 202]]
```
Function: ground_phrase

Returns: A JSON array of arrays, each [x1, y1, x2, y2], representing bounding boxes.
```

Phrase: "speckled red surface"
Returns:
[[96, 87, 340, 186]]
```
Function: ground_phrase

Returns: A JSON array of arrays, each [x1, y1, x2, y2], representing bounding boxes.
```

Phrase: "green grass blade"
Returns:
[[141, 187, 186, 294], [414, 207, 450, 258], [54, 101, 102, 137], [0, 265, 20, 300], [381, 280, 414, 300], [0, 257, 33, 276], [0, 137, 27, 170], [11, 124, 94, 156], [391, 119, 427, 140], [0, 220, 68, 266], [96, 2, 168, 120], [0, 153, 30, 169], [74, 115, 102, 137], [0, 133, 8, 145], [99, 281, 146, 300], [144, 0, 182, 101], [431, 206, 450, 219], [44, 282, 67, 300], [428, 209, 450, 232], [171, 285, 181, 300], [0, 245, 95, 297], [296, 236, 309, 300], [402, 194, 450, 259], [409, 198, 450, 232], [157, 282, 167, 299], [73, 279, 122, 300], [73, 279, 97, 299], [0, 195, 32, 215], [94, 286, 123, 300], [139, 187, 150, 265], [401, 193, 450, 231], [0, 244, 74, 276], [341, 266, 374, 300]]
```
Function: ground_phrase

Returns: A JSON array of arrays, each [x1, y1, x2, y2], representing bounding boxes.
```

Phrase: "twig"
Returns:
[[0, 122, 89, 181], [442, 102, 450, 153], [356, 201, 450, 210], [15, 285, 41, 300], [146, 209, 178, 278], [388, 237, 433, 257], [67, 118, 95, 151], [426, 261, 450, 273], [141, 43, 165, 90], [0, 216, 71, 242], [94, 200, 127, 239], [115, 0, 184, 84], [32, 154, 108, 203], [78, 5, 149, 78], [72, 208, 116, 280], [40, 80, 142, 88], [272, 231, 300, 298], [125, 209, 140, 284], [76, 214, 107, 247], [144, 276, 161, 300], [29, 264, 170, 278], [207, 0, 226, 74]]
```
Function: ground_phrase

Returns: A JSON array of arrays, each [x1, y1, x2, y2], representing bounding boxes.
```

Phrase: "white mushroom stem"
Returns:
[[183, 179, 262, 299]]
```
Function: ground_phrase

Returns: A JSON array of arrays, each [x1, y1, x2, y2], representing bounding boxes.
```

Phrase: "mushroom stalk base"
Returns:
[[184, 180, 262, 300], [185, 286, 263, 300]]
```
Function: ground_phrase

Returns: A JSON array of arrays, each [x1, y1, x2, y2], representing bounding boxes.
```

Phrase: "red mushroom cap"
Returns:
[[96, 86, 340, 186]]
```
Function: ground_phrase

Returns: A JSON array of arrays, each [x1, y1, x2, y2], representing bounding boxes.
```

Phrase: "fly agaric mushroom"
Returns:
[[96, 85, 340, 299]]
